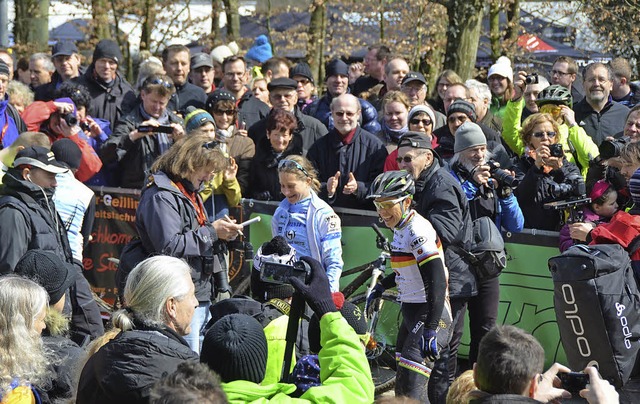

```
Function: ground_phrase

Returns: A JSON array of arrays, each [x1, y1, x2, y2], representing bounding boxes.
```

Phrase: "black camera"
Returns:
[[260, 261, 311, 285], [79, 121, 91, 132], [599, 136, 630, 159], [549, 143, 564, 158], [486, 160, 519, 188], [558, 372, 589, 394], [525, 73, 539, 85], [61, 113, 78, 127], [540, 174, 586, 202]]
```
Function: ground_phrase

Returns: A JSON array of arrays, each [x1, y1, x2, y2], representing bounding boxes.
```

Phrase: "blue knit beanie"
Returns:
[[245, 35, 273, 64], [183, 106, 215, 133]]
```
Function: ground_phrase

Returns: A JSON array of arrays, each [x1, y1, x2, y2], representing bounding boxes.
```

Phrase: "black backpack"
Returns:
[[548, 244, 640, 387]]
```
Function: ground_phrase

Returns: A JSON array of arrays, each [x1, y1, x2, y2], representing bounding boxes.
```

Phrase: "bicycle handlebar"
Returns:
[[371, 223, 391, 252], [371, 223, 385, 239]]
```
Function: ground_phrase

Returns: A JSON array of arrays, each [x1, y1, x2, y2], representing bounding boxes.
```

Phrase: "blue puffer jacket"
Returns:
[[303, 93, 381, 134]]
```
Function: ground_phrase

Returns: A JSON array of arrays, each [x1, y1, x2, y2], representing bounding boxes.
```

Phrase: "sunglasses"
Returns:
[[202, 140, 221, 150], [278, 159, 310, 177], [213, 109, 236, 116], [144, 77, 174, 89], [296, 78, 311, 85], [447, 115, 468, 124], [532, 131, 557, 138], [395, 154, 422, 164], [410, 118, 432, 126], [334, 111, 358, 118], [373, 196, 408, 210]]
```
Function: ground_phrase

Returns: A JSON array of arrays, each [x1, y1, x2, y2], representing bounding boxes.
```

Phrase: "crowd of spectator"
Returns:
[[0, 35, 637, 403]]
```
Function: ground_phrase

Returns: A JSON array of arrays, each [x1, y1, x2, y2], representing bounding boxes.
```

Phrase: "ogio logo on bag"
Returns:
[[561, 284, 591, 357], [616, 302, 633, 350]]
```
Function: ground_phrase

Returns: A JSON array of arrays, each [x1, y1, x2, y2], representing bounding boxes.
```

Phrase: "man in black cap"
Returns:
[[35, 41, 83, 102], [304, 58, 380, 134], [189, 52, 216, 95], [248, 77, 327, 155], [73, 39, 136, 129], [0, 145, 104, 342], [401, 71, 447, 129], [290, 62, 316, 111], [162, 44, 207, 115]]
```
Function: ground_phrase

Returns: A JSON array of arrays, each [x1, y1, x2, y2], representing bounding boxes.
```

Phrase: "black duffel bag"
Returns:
[[548, 244, 640, 387]]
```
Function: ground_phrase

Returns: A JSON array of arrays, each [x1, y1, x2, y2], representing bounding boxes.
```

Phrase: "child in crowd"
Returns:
[[559, 180, 619, 252]]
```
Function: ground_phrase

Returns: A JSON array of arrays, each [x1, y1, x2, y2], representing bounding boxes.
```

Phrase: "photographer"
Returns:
[[449, 121, 524, 365], [585, 105, 640, 206], [102, 74, 185, 188], [21, 96, 103, 182], [502, 71, 599, 178], [514, 113, 583, 230]]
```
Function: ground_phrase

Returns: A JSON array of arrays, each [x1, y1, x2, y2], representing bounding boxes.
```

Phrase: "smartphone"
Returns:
[[237, 120, 246, 130], [138, 125, 173, 134], [558, 372, 589, 394]]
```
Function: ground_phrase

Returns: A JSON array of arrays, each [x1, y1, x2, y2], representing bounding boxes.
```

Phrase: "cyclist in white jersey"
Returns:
[[366, 170, 452, 402]]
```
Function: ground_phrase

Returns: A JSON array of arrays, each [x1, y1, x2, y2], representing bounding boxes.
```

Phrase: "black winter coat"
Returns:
[[414, 160, 477, 298], [513, 155, 582, 231], [167, 82, 206, 115], [249, 134, 304, 201], [72, 66, 136, 129], [76, 323, 198, 403], [307, 126, 387, 210], [237, 90, 271, 130], [573, 97, 629, 146]]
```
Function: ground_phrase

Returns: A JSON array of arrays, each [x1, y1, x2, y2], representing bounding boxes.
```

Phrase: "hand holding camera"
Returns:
[[580, 366, 619, 404], [289, 256, 337, 317]]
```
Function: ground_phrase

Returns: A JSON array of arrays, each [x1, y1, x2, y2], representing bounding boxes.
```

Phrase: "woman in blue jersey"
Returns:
[[365, 170, 452, 402], [272, 155, 343, 292]]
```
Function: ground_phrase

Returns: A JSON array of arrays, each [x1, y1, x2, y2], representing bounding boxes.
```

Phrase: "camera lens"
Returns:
[[64, 114, 78, 126]]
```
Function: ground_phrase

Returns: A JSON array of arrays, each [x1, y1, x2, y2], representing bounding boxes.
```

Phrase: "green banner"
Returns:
[[244, 200, 566, 367]]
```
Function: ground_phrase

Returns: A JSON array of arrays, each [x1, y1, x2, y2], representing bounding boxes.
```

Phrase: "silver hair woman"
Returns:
[[77, 256, 200, 403], [0, 275, 49, 397], [112, 255, 196, 332]]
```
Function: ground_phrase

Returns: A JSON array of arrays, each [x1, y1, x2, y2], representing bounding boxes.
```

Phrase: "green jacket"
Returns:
[[263, 314, 295, 385], [502, 98, 599, 178], [222, 312, 374, 403]]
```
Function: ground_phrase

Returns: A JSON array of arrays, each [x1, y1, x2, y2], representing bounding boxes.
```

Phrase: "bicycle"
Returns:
[[340, 223, 401, 395]]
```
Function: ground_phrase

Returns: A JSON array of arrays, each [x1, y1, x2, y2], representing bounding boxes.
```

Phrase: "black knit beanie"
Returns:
[[14, 250, 77, 305], [93, 39, 122, 64], [201, 313, 268, 384], [0, 60, 10, 78]]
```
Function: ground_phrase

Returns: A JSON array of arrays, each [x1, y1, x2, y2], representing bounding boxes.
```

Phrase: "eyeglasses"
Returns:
[[410, 118, 432, 126], [144, 77, 174, 89], [278, 159, 310, 177], [396, 154, 423, 164], [437, 82, 449, 89], [532, 131, 557, 138], [373, 196, 408, 210], [202, 140, 221, 150], [271, 92, 295, 100], [334, 110, 358, 118], [296, 78, 311, 85], [550, 70, 572, 77], [213, 109, 236, 116]]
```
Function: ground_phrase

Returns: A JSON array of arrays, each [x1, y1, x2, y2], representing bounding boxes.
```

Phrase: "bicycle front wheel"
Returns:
[[350, 290, 401, 395]]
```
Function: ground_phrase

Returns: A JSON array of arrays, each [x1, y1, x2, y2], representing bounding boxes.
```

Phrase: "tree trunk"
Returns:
[[91, 0, 110, 40], [14, 0, 49, 53], [489, 0, 501, 61], [504, 0, 521, 60], [307, 0, 326, 86], [444, 0, 485, 80], [140, 0, 156, 51], [210, 0, 222, 45], [222, 0, 240, 42]]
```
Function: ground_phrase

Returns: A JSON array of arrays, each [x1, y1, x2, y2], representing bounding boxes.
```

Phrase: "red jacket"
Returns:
[[590, 210, 640, 262], [21, 101, 102, 182]]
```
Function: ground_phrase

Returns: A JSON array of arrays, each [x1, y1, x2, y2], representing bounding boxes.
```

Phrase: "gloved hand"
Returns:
[[365, 283, 385, 318], [420, 328, 439, 362], [289, 256, 337, 317]]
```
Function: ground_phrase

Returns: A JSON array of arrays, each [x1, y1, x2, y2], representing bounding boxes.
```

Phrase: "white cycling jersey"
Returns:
[[390, 210, 447, 303]]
